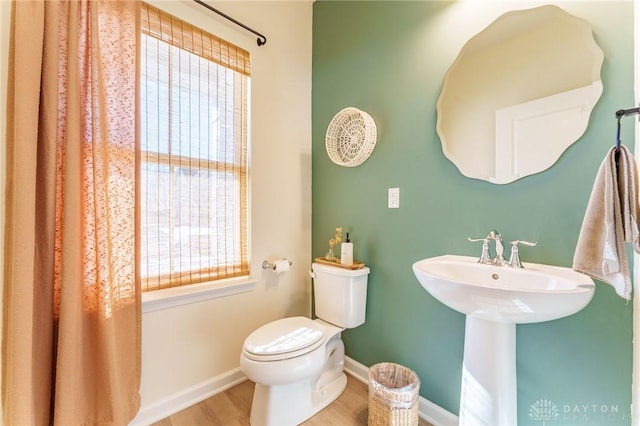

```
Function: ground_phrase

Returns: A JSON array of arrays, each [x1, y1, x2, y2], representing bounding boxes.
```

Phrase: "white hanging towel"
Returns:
[[573, 145, 640, 300]]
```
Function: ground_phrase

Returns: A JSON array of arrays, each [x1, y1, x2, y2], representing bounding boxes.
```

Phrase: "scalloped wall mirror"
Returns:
[[436, 5, 604, 184]]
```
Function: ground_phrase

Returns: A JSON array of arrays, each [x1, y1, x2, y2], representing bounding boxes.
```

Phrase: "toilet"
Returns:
[[240, 262, 370, 426]]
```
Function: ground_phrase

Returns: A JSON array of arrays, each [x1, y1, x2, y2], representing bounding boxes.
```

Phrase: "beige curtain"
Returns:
[[3, 1, 141, 424]]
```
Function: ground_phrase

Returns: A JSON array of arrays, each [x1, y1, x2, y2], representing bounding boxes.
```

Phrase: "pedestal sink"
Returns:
[[412, 254, 595, 426]]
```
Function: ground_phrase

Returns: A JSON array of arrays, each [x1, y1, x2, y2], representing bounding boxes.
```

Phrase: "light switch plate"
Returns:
[[388, 188, 400, 208]]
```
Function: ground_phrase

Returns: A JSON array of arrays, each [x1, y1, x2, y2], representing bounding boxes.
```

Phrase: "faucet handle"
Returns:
[[508, 240, 538, 268], [467, 237, 487, 242], [467, 237, 491, 264], [511, 240, 537, 247]]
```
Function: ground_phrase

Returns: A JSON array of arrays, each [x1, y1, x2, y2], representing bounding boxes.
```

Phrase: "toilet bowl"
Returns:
[[240, 262, 370, 426], [241, 317, 346, 425]]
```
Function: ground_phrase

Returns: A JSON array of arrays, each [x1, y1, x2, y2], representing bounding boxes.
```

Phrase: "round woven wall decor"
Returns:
[[325, 107, 377, 167]]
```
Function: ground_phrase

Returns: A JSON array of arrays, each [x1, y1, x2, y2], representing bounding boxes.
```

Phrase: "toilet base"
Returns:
[[249, 372, 347, 426]]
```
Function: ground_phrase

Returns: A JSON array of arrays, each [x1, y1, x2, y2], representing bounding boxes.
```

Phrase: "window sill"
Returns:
[[141, 276, 257, 313]]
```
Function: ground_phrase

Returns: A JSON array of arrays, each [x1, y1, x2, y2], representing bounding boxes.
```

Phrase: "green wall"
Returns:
[[312, 2, 634, 424]]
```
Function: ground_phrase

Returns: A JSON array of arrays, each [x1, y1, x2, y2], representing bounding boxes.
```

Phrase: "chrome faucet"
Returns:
[[468, 229, 506, 265], [466, 235, 492, 264], [468, 230, 536, 267], [508, 240, 538, 268], [486, 229, 507, 265]]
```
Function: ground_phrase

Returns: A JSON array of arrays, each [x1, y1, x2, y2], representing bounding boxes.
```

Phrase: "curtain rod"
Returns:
[[192, 0, 267, 47]]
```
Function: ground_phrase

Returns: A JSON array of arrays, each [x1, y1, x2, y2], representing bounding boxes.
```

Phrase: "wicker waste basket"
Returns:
[[368, 362, 420, 426]]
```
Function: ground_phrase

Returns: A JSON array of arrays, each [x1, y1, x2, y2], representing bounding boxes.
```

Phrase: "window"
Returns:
[[140, 3, 250, 292]]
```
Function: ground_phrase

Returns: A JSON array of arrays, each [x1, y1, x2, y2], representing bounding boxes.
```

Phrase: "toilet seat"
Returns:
[[243, 316, 326, 362]]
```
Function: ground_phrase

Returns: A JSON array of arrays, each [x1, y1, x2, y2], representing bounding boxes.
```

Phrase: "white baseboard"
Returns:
[[344, 357, 459, 426], [129, 368, 247, 426], [130, 357, 458, 426]]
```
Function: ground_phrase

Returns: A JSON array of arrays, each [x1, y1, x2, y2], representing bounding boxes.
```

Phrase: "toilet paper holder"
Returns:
[[262, 259, 293, 270]]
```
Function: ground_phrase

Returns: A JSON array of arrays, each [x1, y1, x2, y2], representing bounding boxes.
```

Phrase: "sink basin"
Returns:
[[412, 254, 595, 324], [413, 254, 596, 425]]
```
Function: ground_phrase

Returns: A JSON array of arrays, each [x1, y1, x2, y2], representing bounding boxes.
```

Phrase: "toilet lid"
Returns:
[[243, 316, 326, 361]]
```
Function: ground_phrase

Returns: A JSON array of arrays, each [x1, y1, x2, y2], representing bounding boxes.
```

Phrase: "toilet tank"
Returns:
[[312, 262, 370, 328]]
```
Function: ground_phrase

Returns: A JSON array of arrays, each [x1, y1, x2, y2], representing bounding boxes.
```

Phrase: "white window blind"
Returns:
[[140, 3, 250, 292]]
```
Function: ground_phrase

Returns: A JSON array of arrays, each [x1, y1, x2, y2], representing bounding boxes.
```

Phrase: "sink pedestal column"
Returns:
[[459, 316, 517, 426]]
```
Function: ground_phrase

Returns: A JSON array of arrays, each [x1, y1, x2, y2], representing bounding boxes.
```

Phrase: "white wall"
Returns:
[[135, 0, 313, 422], [0, 1, 313, 424]]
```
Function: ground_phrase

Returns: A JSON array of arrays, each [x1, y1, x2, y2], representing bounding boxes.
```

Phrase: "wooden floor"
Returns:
[[152, 373, 433, 426]]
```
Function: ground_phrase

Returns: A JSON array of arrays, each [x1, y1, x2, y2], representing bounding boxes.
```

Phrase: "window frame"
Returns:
[[139, 2, 252, 298]]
